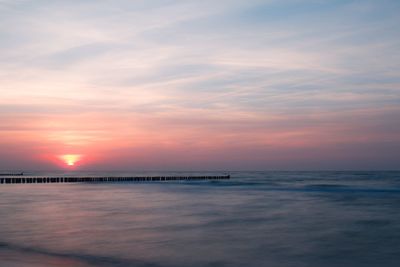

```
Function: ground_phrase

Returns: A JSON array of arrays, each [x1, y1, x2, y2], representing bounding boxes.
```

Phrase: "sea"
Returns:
[[1, 171, 400, 267]]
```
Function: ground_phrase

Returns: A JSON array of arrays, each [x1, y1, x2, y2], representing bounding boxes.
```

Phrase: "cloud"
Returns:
[[0, 0, 399, 170]]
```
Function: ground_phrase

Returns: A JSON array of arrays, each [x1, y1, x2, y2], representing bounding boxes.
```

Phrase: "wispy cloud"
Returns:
[[1, 0, 399, 170]]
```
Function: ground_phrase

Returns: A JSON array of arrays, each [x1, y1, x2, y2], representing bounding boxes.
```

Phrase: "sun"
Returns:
[[59, 154, 82, 167]]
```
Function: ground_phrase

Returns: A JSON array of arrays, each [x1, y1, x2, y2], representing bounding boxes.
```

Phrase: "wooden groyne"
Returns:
[[0, 175, 230, 184]]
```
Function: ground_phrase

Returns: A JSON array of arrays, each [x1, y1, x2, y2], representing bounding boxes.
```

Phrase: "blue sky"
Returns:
[[0, 0, 399, 170]]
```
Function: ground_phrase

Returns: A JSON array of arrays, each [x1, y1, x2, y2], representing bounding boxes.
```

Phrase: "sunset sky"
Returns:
[[1, 0, 399, 170]]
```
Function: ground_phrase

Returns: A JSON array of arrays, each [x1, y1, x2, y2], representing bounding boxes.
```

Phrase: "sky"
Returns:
[[0, 0, 399, 171]]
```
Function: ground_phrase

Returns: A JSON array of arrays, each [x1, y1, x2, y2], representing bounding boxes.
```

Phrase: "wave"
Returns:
[[0, 241, 163, 267]]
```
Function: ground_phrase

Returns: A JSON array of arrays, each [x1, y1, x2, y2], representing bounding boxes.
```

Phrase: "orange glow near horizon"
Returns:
[[59, 154, 82, 167]]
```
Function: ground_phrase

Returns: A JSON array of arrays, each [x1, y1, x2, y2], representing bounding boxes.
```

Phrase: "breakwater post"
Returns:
[[0, 175, 230, 184]]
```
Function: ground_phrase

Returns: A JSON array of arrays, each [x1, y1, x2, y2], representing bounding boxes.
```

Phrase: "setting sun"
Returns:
[[59, 154, 82, 167]]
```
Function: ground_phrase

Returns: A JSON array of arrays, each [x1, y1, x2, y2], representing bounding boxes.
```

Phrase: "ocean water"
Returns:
[[1, 171, 400, 267]]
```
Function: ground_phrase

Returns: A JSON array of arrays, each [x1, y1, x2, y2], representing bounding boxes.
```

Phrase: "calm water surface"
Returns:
[[1, 171, 400, 267]]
